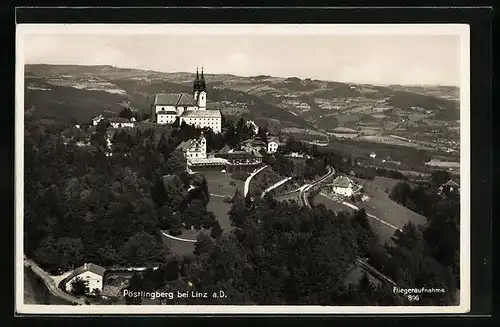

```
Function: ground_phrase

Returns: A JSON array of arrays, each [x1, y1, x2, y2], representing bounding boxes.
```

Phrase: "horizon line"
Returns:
[[24, 62, 460, 88]]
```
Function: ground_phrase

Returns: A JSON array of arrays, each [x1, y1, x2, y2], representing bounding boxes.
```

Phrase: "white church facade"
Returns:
[[153, 68, 222, 133]]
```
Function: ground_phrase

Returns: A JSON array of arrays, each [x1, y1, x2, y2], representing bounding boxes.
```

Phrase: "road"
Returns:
[[244, 165, 268, 197], [261, 176, 293, 198], [24, 258, 85, 305], [299, 165, 335, 208]]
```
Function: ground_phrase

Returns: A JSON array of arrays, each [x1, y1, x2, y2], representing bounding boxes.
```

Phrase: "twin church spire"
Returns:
[[193, 66, 206, 94]]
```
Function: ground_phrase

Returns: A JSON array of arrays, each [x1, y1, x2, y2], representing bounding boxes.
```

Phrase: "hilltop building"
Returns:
[[176, 135, 207, 160], [152, 67, 222, 133], [176, 135, 229, 169]]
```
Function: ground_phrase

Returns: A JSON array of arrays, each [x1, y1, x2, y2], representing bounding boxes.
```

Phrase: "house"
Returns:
[[267, 137, 279, 154], [152, 67, 222, 133], [331, 176, 358, 197], [92, 115, 104, 126], [369, 152, 377, 159], [241, 139, 266, 153], [176, 135, 207, 160], [439, 179, 460, 194], [64, 263, 106, 295], [109, 117, 135, 128]]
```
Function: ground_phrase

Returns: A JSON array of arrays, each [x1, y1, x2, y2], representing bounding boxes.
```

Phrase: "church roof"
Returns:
[[154, 93, 181, 106], [182, 110, 221, 118], [177, 93, 197, 106], [154, 93, 197, 107]]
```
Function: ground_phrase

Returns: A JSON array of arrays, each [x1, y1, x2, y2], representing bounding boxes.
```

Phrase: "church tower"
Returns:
[[198, 67, 207, 110], [193, 67, 200, 101]]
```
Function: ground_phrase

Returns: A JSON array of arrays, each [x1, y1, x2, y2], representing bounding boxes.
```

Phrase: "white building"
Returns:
[[331, 176, 358, 197], [64, 263, 106, 295], [176, 135, 207, 160], [152, 67, 222, 133], [370, 152, 377, 159], [92, 115, 104, 126], [267, 138, 279, 153]]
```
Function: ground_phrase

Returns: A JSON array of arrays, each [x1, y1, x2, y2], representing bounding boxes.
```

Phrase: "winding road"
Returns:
[[24, 258, 85, 305], [299, 165, 335, 208], [244, 165, 268, 197]]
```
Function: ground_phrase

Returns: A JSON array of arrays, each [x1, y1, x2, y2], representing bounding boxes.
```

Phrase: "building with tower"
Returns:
[[152, 67, 222, 133]]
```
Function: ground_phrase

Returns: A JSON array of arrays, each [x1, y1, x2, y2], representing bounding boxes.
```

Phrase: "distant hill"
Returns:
[[23, 64, 461, 128]]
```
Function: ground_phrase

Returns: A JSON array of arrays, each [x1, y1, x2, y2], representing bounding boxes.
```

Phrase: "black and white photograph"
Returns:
[[15, 23, 470, 314]]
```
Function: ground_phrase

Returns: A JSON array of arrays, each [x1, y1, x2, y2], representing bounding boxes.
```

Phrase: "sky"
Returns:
[[21, 29, 463, 86]]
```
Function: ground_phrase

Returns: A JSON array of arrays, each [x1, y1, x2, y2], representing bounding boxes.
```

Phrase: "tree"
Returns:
[[430, 170, 451, 188], [126, 272, 143, 305], [118, 231, 169, 266], [183, 199, 206, 229], [96, 119, 110, 133], [165, 150, 187, 175], [119, 107, 134, 119], [194, 233, 214, 257], [200, 177, 210, 204], [210, 220, 223, 239], [70, 277, 89, 296], [164, 258, 180, 281]]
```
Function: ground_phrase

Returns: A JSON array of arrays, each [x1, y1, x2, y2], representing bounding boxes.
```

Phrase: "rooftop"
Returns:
[[181, 110, 221, 118], [331, 176, 354, 188], [154, 93, 181, 106], [154, 92, 197, 107], [443, 179, 460, 187]]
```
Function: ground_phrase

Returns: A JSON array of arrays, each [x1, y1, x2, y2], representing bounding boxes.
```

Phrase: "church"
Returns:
[[152, 67, 222, 133]]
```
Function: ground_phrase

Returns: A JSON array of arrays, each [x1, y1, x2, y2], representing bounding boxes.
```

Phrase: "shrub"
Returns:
[[169, 228, 182, 237], [229, 181, 236, 186]]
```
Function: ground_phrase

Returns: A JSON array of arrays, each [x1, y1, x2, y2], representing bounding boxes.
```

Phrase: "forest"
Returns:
[[24, 114, 459, 305]]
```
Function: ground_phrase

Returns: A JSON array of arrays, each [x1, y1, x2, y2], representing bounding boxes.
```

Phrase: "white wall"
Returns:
[[267, 142, 279, 153], [198, 91, 207, 109], [332, 185, 354, 197], [65, 271, 103, 294], [157, 114, 177, 125]]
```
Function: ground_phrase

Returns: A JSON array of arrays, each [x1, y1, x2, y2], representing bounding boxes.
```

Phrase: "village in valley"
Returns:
[[24, 65, 461, 307]]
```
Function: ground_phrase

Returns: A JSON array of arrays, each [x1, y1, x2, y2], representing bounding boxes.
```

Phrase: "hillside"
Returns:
[[23, 64, 460, 147]]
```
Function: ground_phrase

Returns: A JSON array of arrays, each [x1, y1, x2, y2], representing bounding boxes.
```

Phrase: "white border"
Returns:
[[15, 23, 471, 315]]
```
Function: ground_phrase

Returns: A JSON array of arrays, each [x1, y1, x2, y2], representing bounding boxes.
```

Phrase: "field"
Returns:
[[313, 193, 398, 245], [313, 175, 427, 245], [369, 176, 407, 194]]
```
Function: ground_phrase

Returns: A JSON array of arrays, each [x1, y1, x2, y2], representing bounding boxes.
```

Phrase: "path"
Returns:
[[161, 231, 197, 243], [244, 165, 268, 197], [209, 193, 229, 198], [24, 258, 86, 305], [261, 176, 293, 198]]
